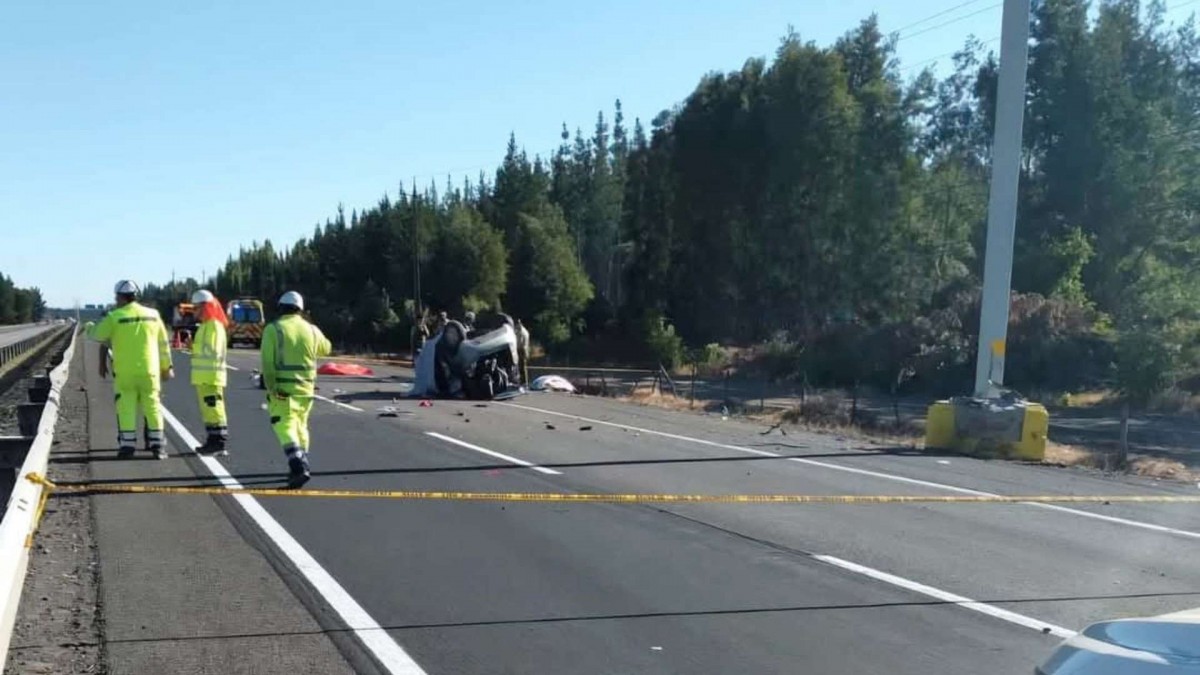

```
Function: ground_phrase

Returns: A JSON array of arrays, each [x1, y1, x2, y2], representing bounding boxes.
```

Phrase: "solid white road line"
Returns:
[[426, 431, 562, 475], [160, 407, 427, 675], [225, 364, 240, 371], [500, 402, 1200, 541], [314, 394, 365, 412], [813, 554, 1076, 638]]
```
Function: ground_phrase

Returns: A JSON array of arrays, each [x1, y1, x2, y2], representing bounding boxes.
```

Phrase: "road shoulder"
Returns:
[[5, 344, 103, 674], [79, 347, 355, 675]]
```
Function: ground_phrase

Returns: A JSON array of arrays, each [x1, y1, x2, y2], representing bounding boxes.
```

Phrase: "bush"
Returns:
[[746, 291, 1112, 397], [644, 314, 685, 370]]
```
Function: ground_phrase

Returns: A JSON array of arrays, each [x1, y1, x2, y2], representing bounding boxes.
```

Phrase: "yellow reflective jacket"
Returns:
[[191, 319, 227, 387], [88, 302, 171, 380], [261, 314, 331, 396]]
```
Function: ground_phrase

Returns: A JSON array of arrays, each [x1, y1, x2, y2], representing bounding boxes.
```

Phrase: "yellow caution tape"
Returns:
[[24, 473, 1200, 504]]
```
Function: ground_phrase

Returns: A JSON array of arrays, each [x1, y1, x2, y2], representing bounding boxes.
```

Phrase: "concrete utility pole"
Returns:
[[973, 0, 1031, 398]]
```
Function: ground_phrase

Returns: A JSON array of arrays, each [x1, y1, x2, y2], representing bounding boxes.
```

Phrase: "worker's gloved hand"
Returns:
[[163, 367, 175, 381]]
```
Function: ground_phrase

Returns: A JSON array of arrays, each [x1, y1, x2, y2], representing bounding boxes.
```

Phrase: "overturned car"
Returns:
[[412, 318, 520, 400]]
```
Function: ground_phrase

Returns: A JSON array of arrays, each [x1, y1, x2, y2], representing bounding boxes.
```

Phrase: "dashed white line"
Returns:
[[812, 554, 1075, 638], [426, 431, 562, 475], [160, 407, 427, 675], [225, 364, 240, 371], [314, 394, 364, 412], [499, 402, 1200, 541]]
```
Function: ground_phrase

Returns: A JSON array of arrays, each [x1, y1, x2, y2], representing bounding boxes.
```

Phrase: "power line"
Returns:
[[894, 0, 994, 35], [899, 3, 1003, 42], [902, 36, 1001, 72]]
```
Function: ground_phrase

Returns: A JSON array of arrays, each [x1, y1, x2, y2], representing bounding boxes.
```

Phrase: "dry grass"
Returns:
[[612, 386, 1200, 483], [1058, 390, 1115, 408], [617, 388, 716, 413], [615, 388, 922, 447], [1148, 388, 1200, 415], [1129, 456, 1194, 480], [1042, 441, 1100, 468], [1042, 440, 1196, 481]]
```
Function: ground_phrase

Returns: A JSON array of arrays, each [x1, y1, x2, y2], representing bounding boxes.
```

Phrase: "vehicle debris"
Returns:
[[530, 375, 576, 393]]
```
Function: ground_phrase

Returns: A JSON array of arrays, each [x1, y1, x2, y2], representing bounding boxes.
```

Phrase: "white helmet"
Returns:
[[278, 291, 304, 310], [464, 311, 476, 322], [113, 280, 140, 296], [191, 289, 214, 304]]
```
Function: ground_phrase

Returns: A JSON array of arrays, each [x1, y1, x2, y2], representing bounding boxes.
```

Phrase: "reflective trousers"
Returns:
[[195, 384, 228, 441], [115, 375, 163, 449], [267, 393, 314, 461]]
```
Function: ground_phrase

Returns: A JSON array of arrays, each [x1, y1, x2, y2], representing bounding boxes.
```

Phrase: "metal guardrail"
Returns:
[[0, 327, 77, 670]]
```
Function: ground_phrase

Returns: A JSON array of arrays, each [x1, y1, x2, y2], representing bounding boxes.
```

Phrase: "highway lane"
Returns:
[[0, 323, 54, 349], [138, 348, 1200, 673], [312, 361, 1200, 632]]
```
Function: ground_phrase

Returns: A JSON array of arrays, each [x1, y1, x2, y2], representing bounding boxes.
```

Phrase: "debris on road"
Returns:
[[760, 422, 787, 436], [579, 425, 593, 431], [318, 362, 374, 376], [545, 423, 557, 430], [419, 399, 433, 408], [531, 375, 576, 393]]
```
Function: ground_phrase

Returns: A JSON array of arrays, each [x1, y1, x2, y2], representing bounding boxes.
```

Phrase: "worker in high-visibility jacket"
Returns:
[[261, 291, 331, 488], [190, 289, 230, 455], [88, 280, 174, 459]]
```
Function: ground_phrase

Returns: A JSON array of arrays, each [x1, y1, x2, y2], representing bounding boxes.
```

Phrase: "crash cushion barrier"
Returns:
[[925, 397, 1048, 461], [0, 327, 77, 671]]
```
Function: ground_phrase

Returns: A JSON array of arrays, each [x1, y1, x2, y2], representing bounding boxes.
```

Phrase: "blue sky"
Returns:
[[2, 0, 1197, 307]]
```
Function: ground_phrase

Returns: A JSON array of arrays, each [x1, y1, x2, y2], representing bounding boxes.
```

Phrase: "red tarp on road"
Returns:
[[317, 362, 375, 376]]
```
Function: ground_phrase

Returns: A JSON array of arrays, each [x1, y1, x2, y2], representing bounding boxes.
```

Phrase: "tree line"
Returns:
[[145, 0, 1200, 400], [0, 272, 46, 324]]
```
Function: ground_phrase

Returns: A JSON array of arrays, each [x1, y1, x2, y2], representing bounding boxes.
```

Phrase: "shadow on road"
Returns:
[[54, 450, 927, 489], [20, 588, 1200, 648]]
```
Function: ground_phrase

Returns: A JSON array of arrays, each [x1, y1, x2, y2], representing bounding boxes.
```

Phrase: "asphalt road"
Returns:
[[83, 347, 1200, 674], [0, 323, 53, 349]]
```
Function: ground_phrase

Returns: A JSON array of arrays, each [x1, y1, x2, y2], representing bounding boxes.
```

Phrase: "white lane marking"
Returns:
[[225, 364, 240, 371], [500, 402, 1200, 541], [160, 407, 427, 675], [314, 394, 365, 412], [426, 431, 562, 475], [813, 554, 1075, 638]]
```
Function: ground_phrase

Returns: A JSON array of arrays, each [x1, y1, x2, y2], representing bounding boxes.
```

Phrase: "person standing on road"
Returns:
[[411, 309, 429, 358], [261, 291, 331, 488], [88, 280, 174, 459], [190, 289, 230, 456], [515, 318, 531, 386]]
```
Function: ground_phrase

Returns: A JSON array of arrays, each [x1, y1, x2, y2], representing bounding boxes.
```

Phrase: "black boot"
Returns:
[[196, 437, 228, 457], [286, 457, 311, 489]]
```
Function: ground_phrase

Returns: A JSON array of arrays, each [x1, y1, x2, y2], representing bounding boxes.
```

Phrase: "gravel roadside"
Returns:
[[4, 345, 106, 674]]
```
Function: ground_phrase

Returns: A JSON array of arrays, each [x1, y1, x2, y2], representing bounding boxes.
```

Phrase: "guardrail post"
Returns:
[[0, 438, 33, 470], [28, 375, 51, 404], [16, 403, 45, 437]]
